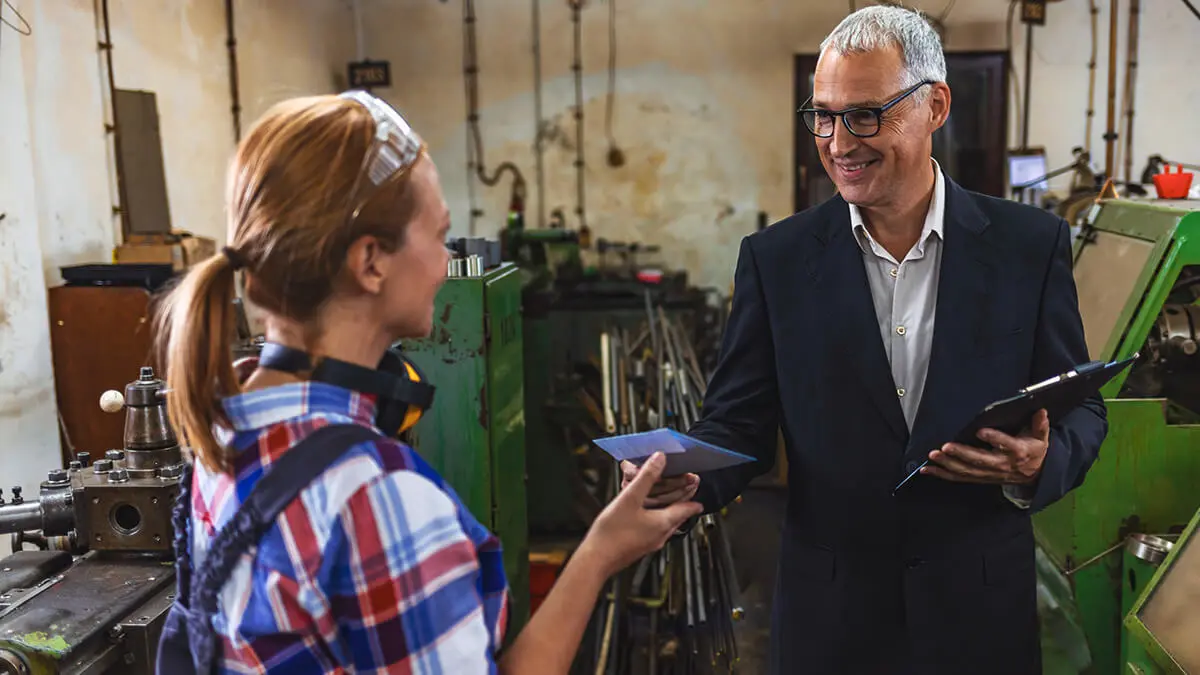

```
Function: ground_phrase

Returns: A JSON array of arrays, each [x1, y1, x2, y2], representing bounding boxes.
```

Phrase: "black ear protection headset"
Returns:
[[256, 342, 435, 437]]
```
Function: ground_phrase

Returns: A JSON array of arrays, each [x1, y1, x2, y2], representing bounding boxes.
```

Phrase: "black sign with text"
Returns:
[[1021, 0, 1047, 25], [348, 60, 391, 89]]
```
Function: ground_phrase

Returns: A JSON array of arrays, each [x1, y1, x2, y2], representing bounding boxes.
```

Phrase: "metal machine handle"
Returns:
[[0, 502, 43, 537]]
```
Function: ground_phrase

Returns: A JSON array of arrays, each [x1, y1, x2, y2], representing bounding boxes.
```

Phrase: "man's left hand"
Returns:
[[922, 409, 1050, 485]]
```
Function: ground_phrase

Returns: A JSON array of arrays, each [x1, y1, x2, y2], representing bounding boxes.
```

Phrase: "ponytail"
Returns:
[[155, 251, 242, 473]]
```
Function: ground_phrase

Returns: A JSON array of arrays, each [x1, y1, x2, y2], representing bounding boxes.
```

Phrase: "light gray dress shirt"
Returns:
[[848, 160, 1032, 508]]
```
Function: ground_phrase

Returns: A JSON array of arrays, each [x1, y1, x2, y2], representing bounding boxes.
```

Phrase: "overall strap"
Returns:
[[170, 460, 197, 609], [188, 423, 383, 671]]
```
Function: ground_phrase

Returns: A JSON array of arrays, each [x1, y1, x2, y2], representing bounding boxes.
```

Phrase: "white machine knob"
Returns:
[[99, 390, 125, 413]]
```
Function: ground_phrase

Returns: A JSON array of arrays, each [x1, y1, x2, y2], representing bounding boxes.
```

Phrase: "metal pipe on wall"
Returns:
[[1121, 0, 1140, 185], [98, 0, 130, 239], [1104, 0, 1119, 180], [531, 0, 546, 229], [225, 0, 241, 142], [1085, 0, 1099, 156], [353, 0, 366, 62], [569, 0, 587, 232], [1021, 21, 1033, 150]]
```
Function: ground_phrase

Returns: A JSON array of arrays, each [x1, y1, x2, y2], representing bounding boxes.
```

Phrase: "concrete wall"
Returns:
[[365, 0, 1200, 291], [1012, 1, 1200, 190], [0, 0, 354, 493], [2, 0, 1198, 492]]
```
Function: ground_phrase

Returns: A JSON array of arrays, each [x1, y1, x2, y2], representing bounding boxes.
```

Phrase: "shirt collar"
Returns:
[[849, 158, 946, 254], [219, 381, 379, 433]]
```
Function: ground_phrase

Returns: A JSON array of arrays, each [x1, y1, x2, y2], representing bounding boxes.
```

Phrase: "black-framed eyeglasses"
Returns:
[[798, 80, 935, 139]]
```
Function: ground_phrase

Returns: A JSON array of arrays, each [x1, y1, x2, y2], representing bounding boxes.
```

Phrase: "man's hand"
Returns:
[[619, 460, 699, 508], [922, 409, 1051, 485]]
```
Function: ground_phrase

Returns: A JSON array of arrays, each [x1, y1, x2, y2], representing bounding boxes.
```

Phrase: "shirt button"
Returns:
[[897, 387, 906, 397], [889, 267, 898, 278], [896, 325, 906, 336]]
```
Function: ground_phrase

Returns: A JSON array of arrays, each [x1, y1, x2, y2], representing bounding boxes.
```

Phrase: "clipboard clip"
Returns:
[[1017, 353, 1139, 396], [1019, 371, 1076, 395]]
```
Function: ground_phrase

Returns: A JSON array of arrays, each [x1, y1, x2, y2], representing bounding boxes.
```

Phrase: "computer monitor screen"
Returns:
[[1009, 153, 1049, 191]]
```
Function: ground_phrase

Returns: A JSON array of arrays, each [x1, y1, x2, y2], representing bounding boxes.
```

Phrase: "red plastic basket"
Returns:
[[1152, 164, 1194, 199]]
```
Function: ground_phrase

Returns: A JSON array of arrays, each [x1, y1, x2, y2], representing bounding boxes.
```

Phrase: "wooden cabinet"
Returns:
[[48, 285, 160, 463]]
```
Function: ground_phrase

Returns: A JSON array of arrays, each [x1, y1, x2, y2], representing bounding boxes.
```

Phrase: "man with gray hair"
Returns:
[[620, 5, 1106, 673]]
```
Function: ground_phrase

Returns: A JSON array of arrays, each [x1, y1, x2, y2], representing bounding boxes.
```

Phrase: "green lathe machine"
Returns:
[[1123, 501, 1200, 674], [400, 252, 531, 635], [1037, 199, 1200, 674]]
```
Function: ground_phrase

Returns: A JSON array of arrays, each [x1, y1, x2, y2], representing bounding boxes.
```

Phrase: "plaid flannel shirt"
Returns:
[[189, 381, 509, 673]]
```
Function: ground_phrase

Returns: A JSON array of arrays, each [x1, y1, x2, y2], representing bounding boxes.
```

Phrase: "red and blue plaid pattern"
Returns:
[[190, 381, 509, 673]]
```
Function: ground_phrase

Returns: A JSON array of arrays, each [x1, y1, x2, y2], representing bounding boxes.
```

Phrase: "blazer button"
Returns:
[[905, 557, 925, 569]]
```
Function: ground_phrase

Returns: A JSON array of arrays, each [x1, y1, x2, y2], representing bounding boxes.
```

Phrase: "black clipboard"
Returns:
[[893, 354, 1138, 494]]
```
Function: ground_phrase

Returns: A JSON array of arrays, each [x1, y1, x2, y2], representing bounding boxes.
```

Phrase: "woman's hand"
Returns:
[[499, 453, 701, 675], [580, 452, 704, 577], [619, 460, 699, 508]]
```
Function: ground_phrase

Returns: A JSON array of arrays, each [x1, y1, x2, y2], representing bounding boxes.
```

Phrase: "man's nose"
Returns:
[[829, 118, 859, 158]]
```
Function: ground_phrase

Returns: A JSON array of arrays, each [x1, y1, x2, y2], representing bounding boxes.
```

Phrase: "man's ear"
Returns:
[[344, 235, 389, 295], [929, 82, 952, 132]]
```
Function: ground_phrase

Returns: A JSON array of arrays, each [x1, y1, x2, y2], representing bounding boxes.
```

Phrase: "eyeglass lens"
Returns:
[[802, 109, 880, 138]]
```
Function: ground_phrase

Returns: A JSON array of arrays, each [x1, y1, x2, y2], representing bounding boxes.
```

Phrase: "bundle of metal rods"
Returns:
[[588, 293, 744, 675]]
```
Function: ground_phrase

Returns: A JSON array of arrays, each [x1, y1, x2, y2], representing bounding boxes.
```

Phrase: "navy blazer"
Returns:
[[689, 175, 1107, 674]]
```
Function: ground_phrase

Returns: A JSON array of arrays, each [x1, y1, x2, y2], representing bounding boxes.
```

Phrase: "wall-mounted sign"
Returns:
[[1021, 0, 1047, 25], [348, 60, 391, 89]]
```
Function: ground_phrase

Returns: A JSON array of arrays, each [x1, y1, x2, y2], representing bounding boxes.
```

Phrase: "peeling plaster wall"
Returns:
[[1009, 1, 1200, 189], [0, 5, 58, 495], [366, 0, 1200, 291], [0, 0, 354, 493], [363, 0, 1013, 292], [2, 0, 1197, 492]]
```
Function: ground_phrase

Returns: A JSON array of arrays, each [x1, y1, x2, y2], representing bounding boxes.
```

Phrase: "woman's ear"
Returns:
[[344, 235, 390, 295]]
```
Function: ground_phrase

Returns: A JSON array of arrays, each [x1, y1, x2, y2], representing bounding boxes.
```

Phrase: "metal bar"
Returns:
[[0, 502, 43, 536], [625, 327, 649, 356], [627, 381, 638, 433], [592, 596, 616, 675], [648, 603, 658, 673], [617, 350, 629, 430], [608, 332, 621, 431], [600, 332, 615, 433], [605, 572, 622, 675], [683, 531, 695, 627], [715, 517, 745, 621], [691, 528, 707, 625], [644, 289, 659, 357]]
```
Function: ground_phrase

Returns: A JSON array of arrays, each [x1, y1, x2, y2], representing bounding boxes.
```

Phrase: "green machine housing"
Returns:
[[401, 262, 531, 634], [1035, 199, 1200, 674], [1123, 502, 1200, 674]]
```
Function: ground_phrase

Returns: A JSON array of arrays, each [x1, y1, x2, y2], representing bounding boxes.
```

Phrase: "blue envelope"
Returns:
[[592, 428, 757, 477]]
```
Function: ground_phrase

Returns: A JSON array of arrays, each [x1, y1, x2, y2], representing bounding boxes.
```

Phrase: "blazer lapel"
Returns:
[[907, 179, 994, 459], [808, 202, 908, 442]]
